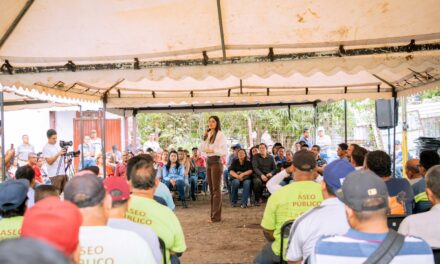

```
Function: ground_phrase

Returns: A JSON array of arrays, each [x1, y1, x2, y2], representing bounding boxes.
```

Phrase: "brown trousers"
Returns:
[[207, 156, 223, 222], [50, 175, 69, 194]]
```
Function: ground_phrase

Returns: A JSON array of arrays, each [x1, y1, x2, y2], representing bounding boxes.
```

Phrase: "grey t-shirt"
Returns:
[[107, 218, 162, 264], [17, 144, 35, 161], [42, 143, 65, 177]]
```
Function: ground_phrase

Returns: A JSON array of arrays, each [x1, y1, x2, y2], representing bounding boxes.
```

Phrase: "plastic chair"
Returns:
[[432, 248, 440, 264], [158, 237, 167, 264], [279, 219, 295, 263], [387, 214, 406, 231]]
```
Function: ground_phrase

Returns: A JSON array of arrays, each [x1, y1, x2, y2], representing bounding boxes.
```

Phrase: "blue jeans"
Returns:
[[190, 175, 198, 198], [223, 170, 230, 190], [165, 179, 185, 201], [78, 159, 96, 171], [254, 242, 279, 264], [230, 178, 251, 205]]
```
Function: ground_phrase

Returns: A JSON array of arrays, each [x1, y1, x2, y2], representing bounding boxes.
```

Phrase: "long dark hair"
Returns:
[[204, 116, 221, 144], [165, 150, 181, 171], [249, 146, 259, 161]]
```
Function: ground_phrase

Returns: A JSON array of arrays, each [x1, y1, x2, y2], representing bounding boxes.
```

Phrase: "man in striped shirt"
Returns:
[[311, 170, 434, 264]]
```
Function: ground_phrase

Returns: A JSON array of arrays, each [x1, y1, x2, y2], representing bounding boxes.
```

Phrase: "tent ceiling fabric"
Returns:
[[0, 0, 439, 110], [1, 0, 439, 62]]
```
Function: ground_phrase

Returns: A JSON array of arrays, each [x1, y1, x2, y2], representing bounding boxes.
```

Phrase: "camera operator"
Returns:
[[42, 129, 68, 193]]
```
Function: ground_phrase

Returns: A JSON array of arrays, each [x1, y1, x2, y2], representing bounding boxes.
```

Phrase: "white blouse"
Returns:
[[200, 130, 228, 157]]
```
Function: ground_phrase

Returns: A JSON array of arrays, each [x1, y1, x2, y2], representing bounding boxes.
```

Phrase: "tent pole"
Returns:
[[102, 95, 108, 178], [392, 97, 397, 177], [0, 0, 34, 49], [1, 92, 5, 181], [79, 105, 84, 170], [216, 0, 226, 59], [132, 110, 138, 153], [344, 100, 348, 143], [313, 102, 318, 141], [402, 96, 409, 178]]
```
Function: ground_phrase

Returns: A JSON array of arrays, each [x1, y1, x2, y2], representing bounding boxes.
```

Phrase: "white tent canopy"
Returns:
[[0, 0, 439, 110]]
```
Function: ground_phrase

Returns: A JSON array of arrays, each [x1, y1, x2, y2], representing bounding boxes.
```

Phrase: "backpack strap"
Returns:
[[364, 229, 405, 264]]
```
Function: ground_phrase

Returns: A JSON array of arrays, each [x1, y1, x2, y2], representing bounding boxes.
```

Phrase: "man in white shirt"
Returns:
[[90, 130, 102, 155], [398, 165, 440, 248], [143, 133, 160, 153], [16, 135, 35, 167], [315, 127, 331, 158], [286, 159, 353, 263], [64, 174, 157, 264], [42, 129, 68, 193]]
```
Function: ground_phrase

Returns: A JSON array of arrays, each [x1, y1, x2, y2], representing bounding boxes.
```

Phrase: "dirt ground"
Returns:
[[176, 194, 266, 264]]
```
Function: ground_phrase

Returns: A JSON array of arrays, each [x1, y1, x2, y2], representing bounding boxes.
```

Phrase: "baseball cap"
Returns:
[[103, 177, 130, 202], [232, 144, 242, 149], [323, 159, 355, 193], [0, 238, 69, 264], [293, 150, 316, 171], [337, 170, 389, 212], [21, 197, 82, 256], [64, 174, 106, 208], [0, 179, 29, 211]]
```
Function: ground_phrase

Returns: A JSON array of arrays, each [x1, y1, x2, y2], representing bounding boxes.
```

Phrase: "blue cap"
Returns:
[[232, 144, 242, 149], [323, 159, 354, 193], [0, 179, 29, 211]]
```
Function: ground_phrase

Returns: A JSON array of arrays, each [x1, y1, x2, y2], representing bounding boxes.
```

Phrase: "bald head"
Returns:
[[406, 159, 421, 179]]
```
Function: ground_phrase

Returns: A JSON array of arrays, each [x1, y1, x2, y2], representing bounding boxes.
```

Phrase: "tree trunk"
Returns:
[[247, 116, 253, 148]]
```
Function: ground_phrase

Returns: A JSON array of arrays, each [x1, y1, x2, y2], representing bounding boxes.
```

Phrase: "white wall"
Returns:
[[3, 109, 50, 153], [2, 110, 125, 153], [55, 111, 76, 144]]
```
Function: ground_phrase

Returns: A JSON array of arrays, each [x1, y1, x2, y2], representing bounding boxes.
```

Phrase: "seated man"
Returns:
[[337, 143, 348, 160], [15, 165, 37, 208], [311, 145, 327, 175], [229, 149, 253, 208], [312, 170, 434, 264], [412, 150, 439, 213], [0, 179, 29, 241], [224, 144, 241, 192], [254, 150, 323, 264], [365, 150, 414, 215], [190, 147, 207, 198], [35, 185, 59, 203], [350, 146, 368, 171], [406, 159, 422, 185], [286, 159, 353, 263], [127, 155, 175, 210], [103, 177, 162, 264], [399, 165, 440, 248], [274, 147, 286, 168], [64, 174, 157, 263], [126, 154, 186, 263], [252, 143, 277, 205]]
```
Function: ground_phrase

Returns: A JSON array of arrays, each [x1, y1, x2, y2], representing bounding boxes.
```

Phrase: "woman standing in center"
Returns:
[[200, 116, 228, 223]]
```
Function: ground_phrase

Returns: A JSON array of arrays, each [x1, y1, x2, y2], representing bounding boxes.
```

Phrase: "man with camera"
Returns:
[[42, 129, 68, 193]]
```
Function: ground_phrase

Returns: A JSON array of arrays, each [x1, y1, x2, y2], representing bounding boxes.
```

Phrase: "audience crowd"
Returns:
[[0, 127, 439, 264]]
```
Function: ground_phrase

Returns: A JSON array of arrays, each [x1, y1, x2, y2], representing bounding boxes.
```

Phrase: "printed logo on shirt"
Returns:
[[80, 245, 115, 264], [126, 208, 153, 225], [292, 194, 321, 208], [0, 228, 21, 239]]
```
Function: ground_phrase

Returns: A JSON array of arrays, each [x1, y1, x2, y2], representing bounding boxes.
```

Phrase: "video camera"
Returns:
[[59, 140, 80, 158], [60, 140, 73, 149]]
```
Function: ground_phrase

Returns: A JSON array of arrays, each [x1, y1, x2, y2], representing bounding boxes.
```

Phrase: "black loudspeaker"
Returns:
[[375, 99, 398, 129]]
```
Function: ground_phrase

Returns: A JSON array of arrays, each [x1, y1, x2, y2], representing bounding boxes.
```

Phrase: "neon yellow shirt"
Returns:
[[261, 181, 323, 258], [127, 195, 186, 263], [0, 216, 23, 241]]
